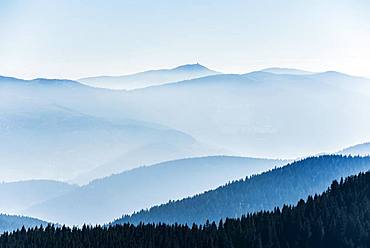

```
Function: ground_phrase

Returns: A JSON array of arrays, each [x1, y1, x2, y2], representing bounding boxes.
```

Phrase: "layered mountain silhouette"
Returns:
[[113, 155, 370, 225], [5, 170, 370, 247], [79, 63, 220, 90], [0, 214, 48, 233], [2, 66, 370, 183], [25, 156, 286, 225], [116, 70, 370, 158], [261, 67, 313, 75], [0, 180, 77, 215], [339, 142, 370, 156], [0, 76, 215, 183]]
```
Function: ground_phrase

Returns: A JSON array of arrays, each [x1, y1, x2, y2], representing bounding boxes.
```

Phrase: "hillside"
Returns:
[[0, 180, 77, 215], [3, 70, 370, 183], [3, 69, 370, 183], [114, 155, 370, 225], [3, 170, 370, 247], [25, 156, 286, 225], [339, 142, 370, 156], [78, 63, 220, 90], [0, 214, 47, 233], [118, 71, 370, 158], [0, 76, 213, 183]]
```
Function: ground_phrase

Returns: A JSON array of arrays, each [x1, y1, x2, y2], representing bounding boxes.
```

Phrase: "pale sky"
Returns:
[[0, 0, 369, 79]]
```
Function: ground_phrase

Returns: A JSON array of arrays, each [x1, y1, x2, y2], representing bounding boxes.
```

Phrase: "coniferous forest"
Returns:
[[116, 155, 370, 225], [1, 170, 369, 248]]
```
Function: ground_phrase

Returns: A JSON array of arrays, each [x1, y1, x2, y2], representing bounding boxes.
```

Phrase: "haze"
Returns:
[[0, 0, 370, 79]]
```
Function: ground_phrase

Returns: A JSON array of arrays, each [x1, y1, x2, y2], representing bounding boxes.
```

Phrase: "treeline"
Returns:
[[115, 155, 370, 225], [1, 170, 370, 247]]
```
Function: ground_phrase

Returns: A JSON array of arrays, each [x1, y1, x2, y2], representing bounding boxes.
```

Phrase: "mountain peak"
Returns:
[[79, 63, 220, 90], [318, 71, 349, 77], [173, 63, 212, 72]]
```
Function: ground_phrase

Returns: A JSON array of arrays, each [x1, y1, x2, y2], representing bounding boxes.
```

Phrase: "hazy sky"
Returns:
[[0, 0, 369, 79]]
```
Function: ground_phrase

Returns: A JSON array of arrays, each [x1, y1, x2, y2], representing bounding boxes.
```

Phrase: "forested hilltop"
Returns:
[[115, 155, 370, 225], [1, 171, 370, 247], [0, 215, 47, 234]]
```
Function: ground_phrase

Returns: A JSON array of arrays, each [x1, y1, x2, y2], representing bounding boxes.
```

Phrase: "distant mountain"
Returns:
[[311, 71, 370, 97], [0, 180, 77, 215], [3, 69, 370, 182], [116, 71, 370, 158], [261, 67, 313, 75], [0, 75, 86, 88], [0, 76, 213, 183], [339, 142, 370, 156], [78, 63, 220, 90], [72, 137, 216, 184], [0, 214, 48, 233], [114, 155, 370, 225], [25, 156, 286, 225]]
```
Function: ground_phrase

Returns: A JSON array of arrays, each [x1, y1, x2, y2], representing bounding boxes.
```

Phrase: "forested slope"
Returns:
[[0, 215, 47, 233], [115, 155, 370, 225], [2, 170, 370, 247]]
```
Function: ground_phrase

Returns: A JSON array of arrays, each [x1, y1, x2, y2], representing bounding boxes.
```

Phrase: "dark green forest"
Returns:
[[1, 168, 370, 247], [116, 155, 370, 224]]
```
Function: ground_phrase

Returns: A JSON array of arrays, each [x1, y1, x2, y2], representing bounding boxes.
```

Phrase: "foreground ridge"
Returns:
[[115, 155, 370, 225], [1, 170, 370, 247]]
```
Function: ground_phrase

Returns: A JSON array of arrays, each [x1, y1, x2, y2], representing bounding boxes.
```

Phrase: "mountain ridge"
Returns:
[[113, 155, 370, 225], [0, 214, 48, 233], [0, 76, 86, 88], [0, 180, 78, 215], [4, 170, 370, 247], [80, 63, 219, 79], [78, 63, 220, 90], [261, 67, 313, 75], [339, 142, 370, 156], [25, 156, 286, 225], [0, 76, 213, 183]]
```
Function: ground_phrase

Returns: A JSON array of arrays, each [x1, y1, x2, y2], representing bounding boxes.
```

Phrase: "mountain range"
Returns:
[[78, 63, 220, 90], [339, 142, 370, 156], [115, 69, 370, 158], [2, 64, 370, 182], [0, 75, 216, 183], [114, 155, 370, 225], [4, 165, 370, 247], [260, 67, 313, 75], [1, 140, 367, 226], [2, 64, 370, 230], [0, 180, 77, 215], [7, 172, 370, 248], [0, 214, 48, 233], [23, 156, 286, 225]]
